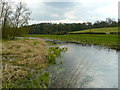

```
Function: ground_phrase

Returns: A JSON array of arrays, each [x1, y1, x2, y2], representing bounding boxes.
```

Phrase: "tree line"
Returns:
[[0, 0, 31, 39], [29, 18, 118, 35]]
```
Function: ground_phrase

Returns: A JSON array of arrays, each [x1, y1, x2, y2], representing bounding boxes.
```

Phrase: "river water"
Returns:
[[48, 42, 118, 88], [17, 37, 118, 88]]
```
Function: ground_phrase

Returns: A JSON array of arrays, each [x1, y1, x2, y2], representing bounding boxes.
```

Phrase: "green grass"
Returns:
[[47, 47, 67, 64], [69, 27, 118, 34], [6, 72, 49, 88], [29, 34, 119, 50]]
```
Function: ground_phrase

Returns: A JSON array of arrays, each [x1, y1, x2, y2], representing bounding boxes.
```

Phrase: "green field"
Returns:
[[29, 34, 119, 50], [69, 27, 118, 34]]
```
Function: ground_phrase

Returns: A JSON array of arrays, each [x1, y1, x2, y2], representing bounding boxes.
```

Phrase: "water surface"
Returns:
[[49, 43, 118, 88]]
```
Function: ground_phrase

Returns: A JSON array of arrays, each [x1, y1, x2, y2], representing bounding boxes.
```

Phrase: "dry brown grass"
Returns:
[[2, 64, 28, 83], [2, 39, 48, 86], [2, 39, 48, 65]]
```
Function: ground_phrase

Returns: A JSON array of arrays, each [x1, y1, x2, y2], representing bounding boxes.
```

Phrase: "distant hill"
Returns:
[[68, 27, 118, 34]]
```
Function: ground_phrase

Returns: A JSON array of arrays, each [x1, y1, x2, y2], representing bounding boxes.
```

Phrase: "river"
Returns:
[[47, 40, 118, 88], [17, 37, 118, 88]]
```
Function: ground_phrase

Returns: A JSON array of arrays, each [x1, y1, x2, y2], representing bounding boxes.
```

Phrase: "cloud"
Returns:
[[29, 19, 86, 25], [29, 2, 78, 21], [44, 2, 76, 8], [12, 0, 118, 24], [51, 14, 60, 17]]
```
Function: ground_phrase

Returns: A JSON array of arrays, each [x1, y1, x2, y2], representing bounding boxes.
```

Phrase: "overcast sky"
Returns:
[[12, 0, 119, 24]]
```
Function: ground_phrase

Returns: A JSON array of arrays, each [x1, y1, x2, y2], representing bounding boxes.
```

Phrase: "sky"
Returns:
[[12, 0, 119, 25]]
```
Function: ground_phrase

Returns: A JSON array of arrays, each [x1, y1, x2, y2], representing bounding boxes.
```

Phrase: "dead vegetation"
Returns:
[[1, 39, 49, 87], [2, 39, 48, 66]]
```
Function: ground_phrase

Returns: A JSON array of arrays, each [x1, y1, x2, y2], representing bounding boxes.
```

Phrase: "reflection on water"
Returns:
[[49, 43, 118, 88]]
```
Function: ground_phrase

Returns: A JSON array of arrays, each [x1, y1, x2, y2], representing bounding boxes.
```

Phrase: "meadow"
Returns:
[[29, 34, 119, 50], [69, 27, 118, 34]]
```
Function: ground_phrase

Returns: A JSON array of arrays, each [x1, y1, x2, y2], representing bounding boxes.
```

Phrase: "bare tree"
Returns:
[[0, 0, 31, 39], [0, 0, 12, 38], [11, 2, 31, 39]]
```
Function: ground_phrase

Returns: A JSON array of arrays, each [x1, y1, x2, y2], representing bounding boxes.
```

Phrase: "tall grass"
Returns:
[[2, 39, 49, 88], [2, 39, 68, 88]]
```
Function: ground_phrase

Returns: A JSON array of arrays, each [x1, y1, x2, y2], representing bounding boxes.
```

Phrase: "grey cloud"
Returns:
[[30, 2, 79, 21], [28, 1, 117, 23], [43, 2, 77, 8]]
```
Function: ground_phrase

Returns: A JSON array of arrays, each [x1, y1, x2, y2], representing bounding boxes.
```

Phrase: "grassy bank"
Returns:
[[1, 39, 66, 88], [28, 34, 119, 50], [69, 27, 118, 34]]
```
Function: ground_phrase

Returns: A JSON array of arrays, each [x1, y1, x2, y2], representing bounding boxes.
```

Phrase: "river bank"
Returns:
[[28, 34, 119, 51], [1, 37, 118, 88], [1, 39, 66, 88]]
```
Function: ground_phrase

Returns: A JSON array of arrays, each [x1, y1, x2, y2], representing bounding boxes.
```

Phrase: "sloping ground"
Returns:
[[1, 39, 49, 88], [69, 27, 118, 34]]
